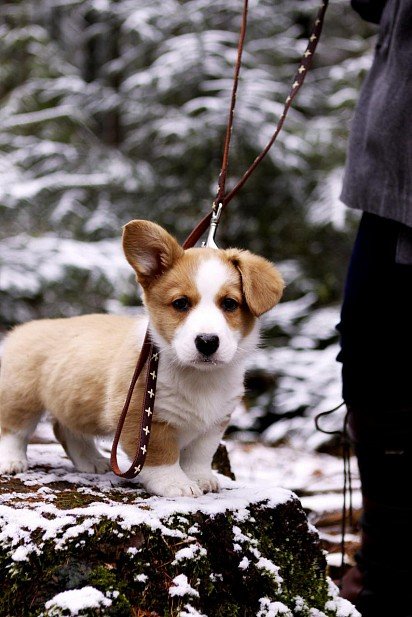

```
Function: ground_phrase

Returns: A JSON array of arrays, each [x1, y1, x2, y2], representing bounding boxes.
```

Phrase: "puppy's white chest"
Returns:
[[155, 362, 243, 434]]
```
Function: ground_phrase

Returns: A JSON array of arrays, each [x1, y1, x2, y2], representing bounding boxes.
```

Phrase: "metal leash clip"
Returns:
[[202, 203, 223, 249]]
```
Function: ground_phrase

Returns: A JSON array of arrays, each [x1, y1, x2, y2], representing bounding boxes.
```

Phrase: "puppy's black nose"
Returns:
[[195, 334, 220, 357]]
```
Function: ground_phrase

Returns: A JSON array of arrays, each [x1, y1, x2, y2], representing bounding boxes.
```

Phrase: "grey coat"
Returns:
[[340, 0, 412, 254]]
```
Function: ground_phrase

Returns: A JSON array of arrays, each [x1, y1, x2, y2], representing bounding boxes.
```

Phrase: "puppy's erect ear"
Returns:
[[123, 220, 184, 287], [226, 249, 284, 317]]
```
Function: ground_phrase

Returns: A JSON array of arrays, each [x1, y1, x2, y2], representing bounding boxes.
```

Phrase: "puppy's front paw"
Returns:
[[187, 470, 220, 494], [160, 480, 203, 498], [139, 464, 203, 497], [0, 458, 28, 475]]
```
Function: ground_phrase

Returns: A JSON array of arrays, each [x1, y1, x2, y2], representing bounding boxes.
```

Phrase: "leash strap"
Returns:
[[315, 402, 354, 581], [111, 0, 329, 478], [214, 0, 249, 209], [110, 332, 159, 478], [183, 0, 329, 249]]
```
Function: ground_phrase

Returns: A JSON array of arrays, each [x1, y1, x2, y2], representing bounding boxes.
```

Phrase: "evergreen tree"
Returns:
[[0, 0, 375, 323]]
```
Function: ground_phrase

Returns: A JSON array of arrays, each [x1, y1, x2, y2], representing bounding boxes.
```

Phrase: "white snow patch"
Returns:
[[326, 552, 353, 568], [12, 544, 35, 562], [169, 574, 199, 598], [326, 579, 361, 617], [173, 544, 207, 563], [227, 442, 360, 498], [239, 556, 250, 570], [257, 597, 292, 616], [178, 604, 208, 617], [44, 586, 112, 615], [256, 557, 283, 584], [301, 492, 362, 516]]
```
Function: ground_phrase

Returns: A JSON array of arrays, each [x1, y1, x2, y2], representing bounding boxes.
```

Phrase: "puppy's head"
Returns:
[[123, 220, 284, 369]]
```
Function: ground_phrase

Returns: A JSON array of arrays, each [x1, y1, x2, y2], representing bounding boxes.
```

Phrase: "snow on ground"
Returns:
[[227, 441, 360, 501], [3, 419, 361, 572], [0, 440, 296, 565], [229, 438, 361, 568]]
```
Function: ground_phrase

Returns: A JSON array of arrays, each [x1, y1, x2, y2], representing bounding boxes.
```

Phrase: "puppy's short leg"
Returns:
[[0, 427, 35, 474], [180, 423, 228, 494], [0, 402, 42, 475], [122, 421, 202, 497], [53, 421, 110, 474]]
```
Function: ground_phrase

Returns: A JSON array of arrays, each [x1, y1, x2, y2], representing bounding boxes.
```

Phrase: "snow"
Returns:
[[227, 441, 360, 508], [169, 574, 199, 598], [258, 598, 292, 616], [308, 168, 353, 231], [326, 552, 352, 568], [256, 587, 361, 617], [239, 556, 250, 569], [178, 605, 208, 617], [257, 557, 283, 584], [326, 581, 361, 617], [173, 544, 207, 563], [44, 586, 112, 615], [0, 234, 131, 296], [0, 441, 294, 565]]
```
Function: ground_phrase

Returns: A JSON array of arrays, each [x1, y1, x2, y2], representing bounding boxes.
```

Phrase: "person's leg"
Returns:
[[337, 212, 412, 616]]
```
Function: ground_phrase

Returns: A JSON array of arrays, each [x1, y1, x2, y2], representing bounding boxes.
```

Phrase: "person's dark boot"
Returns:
[[340, 406, 412, 617]]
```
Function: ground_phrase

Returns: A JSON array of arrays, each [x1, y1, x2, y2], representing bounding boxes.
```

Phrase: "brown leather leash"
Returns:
[[111, 0, 329, 479], [110, 332, 159, 478]]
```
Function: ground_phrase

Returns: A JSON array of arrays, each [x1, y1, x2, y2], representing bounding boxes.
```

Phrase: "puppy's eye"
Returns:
[[221, 297, 239, 312], [172, 296, 190, 311]]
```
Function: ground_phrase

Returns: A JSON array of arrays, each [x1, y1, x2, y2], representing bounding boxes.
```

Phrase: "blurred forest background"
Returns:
[[0, 0, 376, 445]]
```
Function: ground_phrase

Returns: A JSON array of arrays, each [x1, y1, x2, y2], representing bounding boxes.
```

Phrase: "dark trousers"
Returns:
[[337, 212, 412, 610], [337, 211, 412, 410]]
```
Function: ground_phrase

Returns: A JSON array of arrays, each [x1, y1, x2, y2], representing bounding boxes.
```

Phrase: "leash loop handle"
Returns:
[[315, 401, 354, 581]]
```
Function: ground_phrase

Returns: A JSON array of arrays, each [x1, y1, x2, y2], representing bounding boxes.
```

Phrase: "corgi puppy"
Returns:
[[0, 220, 284, 497]]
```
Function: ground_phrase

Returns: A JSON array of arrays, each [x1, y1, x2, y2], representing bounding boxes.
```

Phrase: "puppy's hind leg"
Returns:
[[53, 421, 110, 474]]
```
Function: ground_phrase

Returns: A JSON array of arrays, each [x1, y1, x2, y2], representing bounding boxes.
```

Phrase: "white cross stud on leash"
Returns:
[[141, 445, 147, 455], [152, 352, 159, 362], [134, 465, 141, 474], [143, 426, 150, 436], [145, 407, 152, 416], [150, 371, 156, 380], [147, 389, 154, 398]]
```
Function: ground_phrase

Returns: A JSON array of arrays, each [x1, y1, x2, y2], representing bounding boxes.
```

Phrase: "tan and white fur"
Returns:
[[0, 220, 284, 497]]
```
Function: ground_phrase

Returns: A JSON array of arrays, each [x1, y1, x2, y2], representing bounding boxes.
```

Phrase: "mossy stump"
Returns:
[[0, 444, 358, 616]]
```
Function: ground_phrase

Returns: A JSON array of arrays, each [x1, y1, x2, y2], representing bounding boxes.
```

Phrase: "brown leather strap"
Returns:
[[214, 0, 249, 209], [110, 332, 159, 478], [222, 0, 329, 208], [111, 0, 329, 479], [183, 0, 329, 250]]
